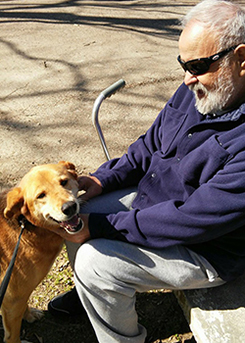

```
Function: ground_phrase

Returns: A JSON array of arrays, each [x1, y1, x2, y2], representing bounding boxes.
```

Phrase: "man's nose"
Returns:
[[184, 71, 198, 86]]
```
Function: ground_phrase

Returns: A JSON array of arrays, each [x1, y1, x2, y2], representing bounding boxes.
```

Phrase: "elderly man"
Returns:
[[49, 0, 245, 342]]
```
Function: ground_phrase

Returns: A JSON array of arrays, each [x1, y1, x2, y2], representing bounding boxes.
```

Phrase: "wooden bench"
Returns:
[[174, 272, 245, 343]]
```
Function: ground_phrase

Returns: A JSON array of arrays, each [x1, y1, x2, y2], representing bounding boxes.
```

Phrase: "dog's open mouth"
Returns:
[[60, 215, 84, 234], [51, 215, 84, 235]]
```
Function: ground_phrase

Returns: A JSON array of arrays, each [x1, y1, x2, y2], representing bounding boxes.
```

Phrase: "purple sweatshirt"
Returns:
[[89, 83, 245, 281]]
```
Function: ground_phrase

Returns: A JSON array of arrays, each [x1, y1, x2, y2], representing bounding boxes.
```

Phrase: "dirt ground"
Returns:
[[0, 0, 192, 187], [0, 1, 244, 342]]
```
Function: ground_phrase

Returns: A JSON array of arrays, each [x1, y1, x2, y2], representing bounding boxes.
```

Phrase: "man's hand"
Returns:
[[78, 175, 103, 201], [52, 214, 91, 244]]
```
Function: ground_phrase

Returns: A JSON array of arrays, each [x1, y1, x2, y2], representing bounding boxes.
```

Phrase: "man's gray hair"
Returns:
[[182, 0, 245, 49]]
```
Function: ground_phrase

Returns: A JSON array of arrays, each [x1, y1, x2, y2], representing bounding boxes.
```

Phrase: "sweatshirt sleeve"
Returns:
[[89, 149, 245, 248]]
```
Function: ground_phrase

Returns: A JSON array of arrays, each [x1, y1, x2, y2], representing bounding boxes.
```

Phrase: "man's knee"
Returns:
[[74, 239, 135, 294], [74, 239, 112, 288]]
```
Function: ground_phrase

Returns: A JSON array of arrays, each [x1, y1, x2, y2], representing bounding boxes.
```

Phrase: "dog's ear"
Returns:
[[59, 161, 78, 180], [59, 160, 76, 170], [4, 187, 24, 219]]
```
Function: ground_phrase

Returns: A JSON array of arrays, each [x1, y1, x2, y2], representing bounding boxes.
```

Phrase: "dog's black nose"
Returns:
[[62, 201, 77, 217]]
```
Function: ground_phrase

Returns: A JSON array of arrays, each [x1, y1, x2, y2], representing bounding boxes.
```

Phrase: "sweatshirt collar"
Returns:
[[204, 103, 245, 122]]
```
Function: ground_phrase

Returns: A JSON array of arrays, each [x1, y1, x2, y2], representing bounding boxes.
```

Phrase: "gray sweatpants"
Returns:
[[66, 188, 225, 343]]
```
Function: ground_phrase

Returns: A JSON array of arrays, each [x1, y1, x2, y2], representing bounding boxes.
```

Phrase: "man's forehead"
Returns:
[[179, 21, 217, 61]]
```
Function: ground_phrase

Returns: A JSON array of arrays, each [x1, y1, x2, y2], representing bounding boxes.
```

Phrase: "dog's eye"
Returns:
[[60, 179, 68, 187], [37, 192, 46, 199]]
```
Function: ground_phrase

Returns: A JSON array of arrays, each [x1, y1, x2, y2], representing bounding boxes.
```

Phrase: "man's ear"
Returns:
[[234, 44, 245, 76], [4, 187, 24, 219]]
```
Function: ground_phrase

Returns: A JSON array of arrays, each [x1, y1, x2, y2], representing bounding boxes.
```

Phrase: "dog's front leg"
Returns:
[[1, 300, 28, 343]]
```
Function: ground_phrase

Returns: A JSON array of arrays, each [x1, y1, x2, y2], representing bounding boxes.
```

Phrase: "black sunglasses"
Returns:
[[177, 45, 238, 76]]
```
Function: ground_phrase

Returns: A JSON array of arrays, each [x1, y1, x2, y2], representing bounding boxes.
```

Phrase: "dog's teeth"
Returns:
[[60, 215, 83, 234]]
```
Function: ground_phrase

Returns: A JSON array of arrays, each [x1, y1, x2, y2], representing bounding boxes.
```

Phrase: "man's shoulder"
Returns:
[[169, 83, 195, 111], [160, 83, 197, 119]]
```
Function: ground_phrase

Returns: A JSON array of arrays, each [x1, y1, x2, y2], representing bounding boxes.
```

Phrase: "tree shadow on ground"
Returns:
[[0, 0, 182, 39]]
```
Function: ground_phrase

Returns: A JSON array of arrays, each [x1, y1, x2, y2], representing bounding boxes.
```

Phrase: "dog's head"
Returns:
[[4, 161, 83, 234]]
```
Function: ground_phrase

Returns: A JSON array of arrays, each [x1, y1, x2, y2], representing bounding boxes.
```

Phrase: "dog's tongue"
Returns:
[[60, 215, 83, 233]]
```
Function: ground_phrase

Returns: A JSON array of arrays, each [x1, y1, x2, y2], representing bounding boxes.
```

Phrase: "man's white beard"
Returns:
[[189, 66, 235, 115]]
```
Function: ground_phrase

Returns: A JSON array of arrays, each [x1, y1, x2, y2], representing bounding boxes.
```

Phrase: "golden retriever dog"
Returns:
[[0, 161, 83, 343]]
